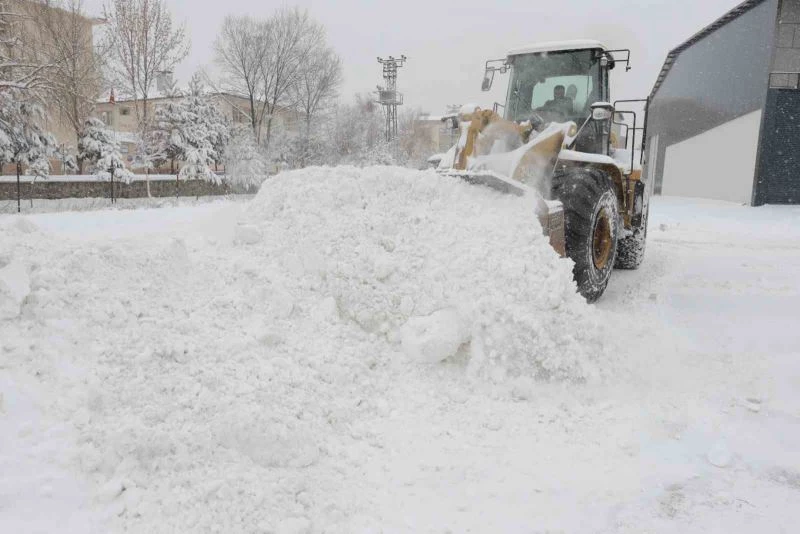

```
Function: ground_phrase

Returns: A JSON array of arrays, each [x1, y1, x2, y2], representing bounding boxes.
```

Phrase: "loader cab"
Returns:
[[504, 44, 610, 124], [483, 40, 619, 154]]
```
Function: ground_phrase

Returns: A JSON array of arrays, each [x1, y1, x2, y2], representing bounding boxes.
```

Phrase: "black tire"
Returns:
[[615, 204, 649, 270], [552, 168, 620, 303]]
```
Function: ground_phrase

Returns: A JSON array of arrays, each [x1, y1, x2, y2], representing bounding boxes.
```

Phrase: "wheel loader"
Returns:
[[436, 40, 650, 302]]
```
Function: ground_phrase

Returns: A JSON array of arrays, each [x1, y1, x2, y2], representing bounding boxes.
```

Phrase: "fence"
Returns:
[[0, 175, 258, 203]]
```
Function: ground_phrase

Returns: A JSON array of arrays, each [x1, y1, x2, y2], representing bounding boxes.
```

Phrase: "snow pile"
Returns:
[[242, 165, 610, 380], [0, 167, 614, 532]]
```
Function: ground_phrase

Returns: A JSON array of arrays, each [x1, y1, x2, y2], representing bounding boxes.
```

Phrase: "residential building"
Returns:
[[94, 86, 299, 171], [415, 114, 460, 155]]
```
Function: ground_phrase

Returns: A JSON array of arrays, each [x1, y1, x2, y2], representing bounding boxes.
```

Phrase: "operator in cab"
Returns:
[[540, 85, 574, 116]]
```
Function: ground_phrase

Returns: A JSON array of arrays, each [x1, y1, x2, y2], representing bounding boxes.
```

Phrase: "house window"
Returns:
[[120, 107, 131, 116], [770, 73, 800, 89]]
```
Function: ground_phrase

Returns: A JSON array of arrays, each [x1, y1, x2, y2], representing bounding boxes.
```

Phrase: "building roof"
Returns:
[[650, 0, 768, 100], [96, 91, 255, 106], [507, 40, 608, 57]]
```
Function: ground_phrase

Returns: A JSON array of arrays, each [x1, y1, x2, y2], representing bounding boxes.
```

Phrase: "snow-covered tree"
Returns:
[[179, 142, 219, 183], [78, 118, 114, 167], [29, 0, 105, 172], [148, 75, 228, 181], [183, 74, 230, 168], [102, 0, 189, 194], [320, 94, 394, 167], [225, 125, 268, 189], [77, 117, 132, 181], [26, 148, 51, 178], [290, 44, 342, 167], [0, 89, 55, 176], [149, 101, 186, 172]]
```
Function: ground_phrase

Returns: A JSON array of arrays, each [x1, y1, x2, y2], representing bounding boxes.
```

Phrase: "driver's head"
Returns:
[[566, 84, 578, 100], [554, 85, 566, 99]]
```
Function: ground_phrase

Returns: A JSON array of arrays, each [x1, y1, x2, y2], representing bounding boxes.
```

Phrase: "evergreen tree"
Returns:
[[183, 74, 230, 168], [77, 118, 132, 181], [149, 102, 187, 172], [0, 89, 55, 176], [225, 125, 268, 189]]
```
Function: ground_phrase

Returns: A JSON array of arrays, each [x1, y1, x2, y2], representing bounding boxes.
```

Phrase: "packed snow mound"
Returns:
[[0, 167, 614, 532], [242, 165, 611, 380]]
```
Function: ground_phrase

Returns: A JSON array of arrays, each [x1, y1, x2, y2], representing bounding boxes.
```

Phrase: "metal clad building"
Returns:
[[647, 0, 800, 205]]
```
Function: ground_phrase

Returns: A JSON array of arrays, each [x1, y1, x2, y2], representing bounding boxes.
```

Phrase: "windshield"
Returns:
[[505, 49, 602, 123]]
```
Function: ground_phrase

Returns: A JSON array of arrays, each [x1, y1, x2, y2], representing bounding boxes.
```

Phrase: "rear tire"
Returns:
[[615, 205, 648, 270], [552, 169, 620, 303]]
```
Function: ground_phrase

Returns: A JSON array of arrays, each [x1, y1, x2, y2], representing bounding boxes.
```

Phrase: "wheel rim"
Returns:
[[592, 209, 613, 270]]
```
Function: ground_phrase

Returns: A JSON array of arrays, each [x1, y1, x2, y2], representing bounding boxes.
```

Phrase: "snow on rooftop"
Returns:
[[507, 39, 608, 57]]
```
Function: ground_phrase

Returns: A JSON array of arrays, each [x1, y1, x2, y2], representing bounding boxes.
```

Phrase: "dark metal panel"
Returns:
[[647, 0, 778, 194], [754, 89, 800, 204]]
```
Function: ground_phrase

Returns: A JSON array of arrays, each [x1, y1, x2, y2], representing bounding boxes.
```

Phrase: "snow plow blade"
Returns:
[[440, 170, 566, 257]]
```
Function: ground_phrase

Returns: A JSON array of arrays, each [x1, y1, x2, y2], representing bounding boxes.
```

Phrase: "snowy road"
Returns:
[[1, 181, 799, 533]]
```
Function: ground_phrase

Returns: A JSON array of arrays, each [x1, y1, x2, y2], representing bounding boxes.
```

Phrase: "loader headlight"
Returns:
[[591, 102, 614, 121]]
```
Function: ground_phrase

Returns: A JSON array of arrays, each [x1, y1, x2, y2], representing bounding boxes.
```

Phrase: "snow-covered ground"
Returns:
[[1, 167, 798, 533]]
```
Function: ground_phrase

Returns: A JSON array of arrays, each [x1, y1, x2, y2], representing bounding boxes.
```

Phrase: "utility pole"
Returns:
[[376, 55, 407, 142]]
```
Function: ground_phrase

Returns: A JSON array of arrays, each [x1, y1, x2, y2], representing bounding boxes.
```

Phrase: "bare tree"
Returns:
[[289, 44, 341, 167], [212, 8, 330, 151], [213, 15, 267, 142], [102, 0, 188, 193], [27, 0, 104, 172], [292, 45, 341, 135], [260, 7, 323, 149]]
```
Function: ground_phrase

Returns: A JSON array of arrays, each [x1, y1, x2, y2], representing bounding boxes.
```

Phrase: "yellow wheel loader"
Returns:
[[436, 40, 649, 302]]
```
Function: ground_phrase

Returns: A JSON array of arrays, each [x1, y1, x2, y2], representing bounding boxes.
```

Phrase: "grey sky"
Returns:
[[87, 0, 746, 113]]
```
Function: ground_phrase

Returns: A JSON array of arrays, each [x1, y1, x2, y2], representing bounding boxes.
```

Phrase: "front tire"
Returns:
[[552, 169, 620, 303]]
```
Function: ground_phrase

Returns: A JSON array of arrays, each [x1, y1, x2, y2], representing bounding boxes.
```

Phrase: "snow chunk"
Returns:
[[401, 309, 469, 363], [707, 440, 734, 468], [234, 223, 262, 245], [0, 261, 30, 319], [13, 217, 40, 234]]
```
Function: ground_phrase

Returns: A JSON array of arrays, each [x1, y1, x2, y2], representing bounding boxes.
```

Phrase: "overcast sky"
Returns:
[[86, 0, 746, 113]]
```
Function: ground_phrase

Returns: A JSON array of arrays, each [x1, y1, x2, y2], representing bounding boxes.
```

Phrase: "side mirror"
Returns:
[[481, 72, 494, 91], [591, 102, 614, 121]]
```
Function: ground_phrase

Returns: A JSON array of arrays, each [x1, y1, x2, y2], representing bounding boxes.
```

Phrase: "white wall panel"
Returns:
[[662, 110, 762, 204]]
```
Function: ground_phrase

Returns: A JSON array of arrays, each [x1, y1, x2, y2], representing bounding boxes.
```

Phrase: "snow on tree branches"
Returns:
[[225, 125, 268, 189], [77, 117, 133, 182], [0, 88, 54, 175], [0, 5, 52, 93], [149, 75, 230, 183]]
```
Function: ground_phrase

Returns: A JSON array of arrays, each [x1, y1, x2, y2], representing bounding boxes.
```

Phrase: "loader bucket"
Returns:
[[439, 170, 566, 257], [436, 115, 573, 257]]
